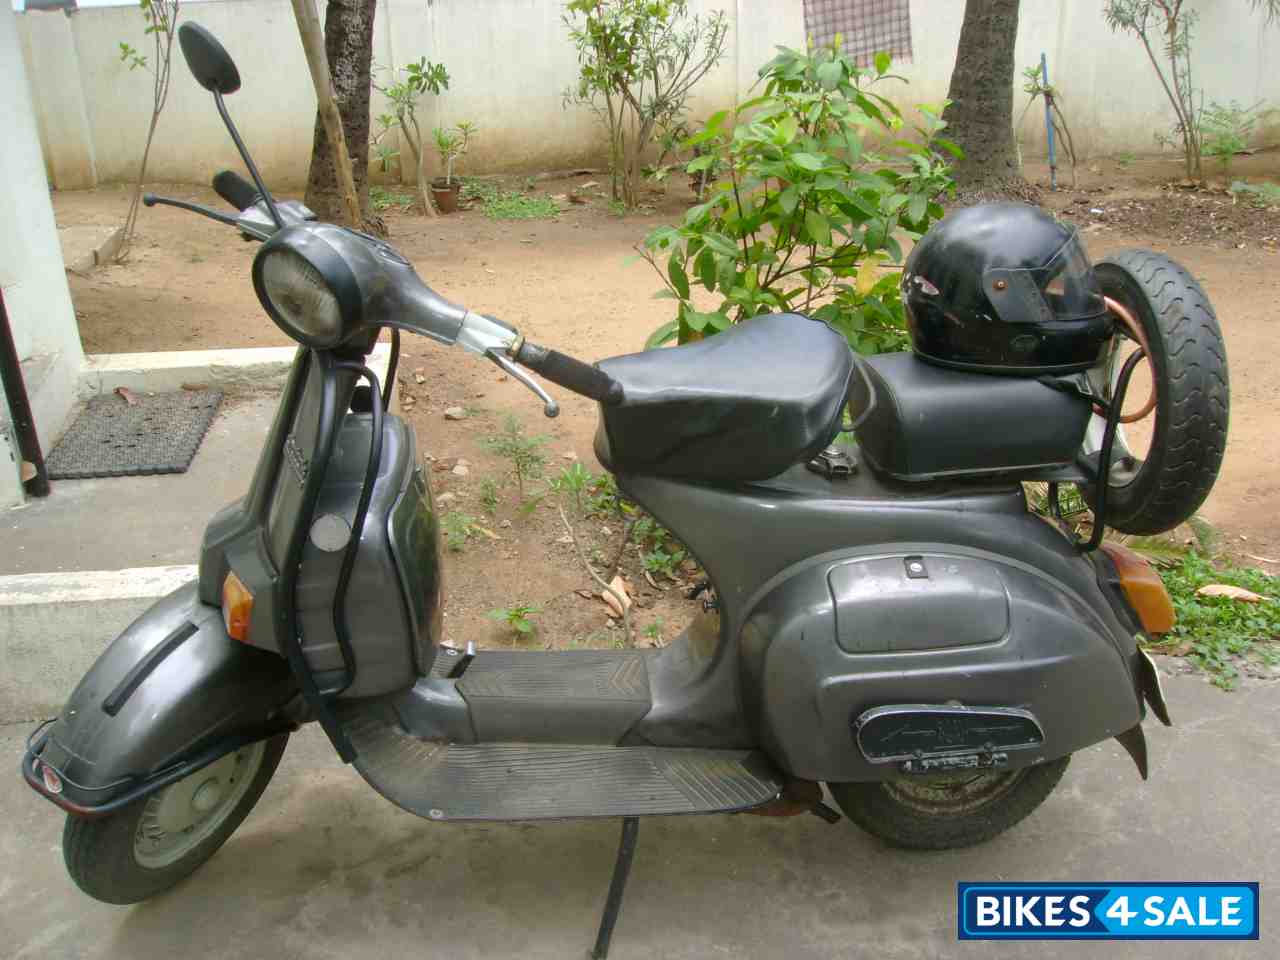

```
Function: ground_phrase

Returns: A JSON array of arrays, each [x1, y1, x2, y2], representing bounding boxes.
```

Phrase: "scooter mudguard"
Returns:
[[23, 581, 297, 815]]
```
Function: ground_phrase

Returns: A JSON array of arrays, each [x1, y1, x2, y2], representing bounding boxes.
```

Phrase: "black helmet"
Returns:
[[902, 203, 1112, 375]]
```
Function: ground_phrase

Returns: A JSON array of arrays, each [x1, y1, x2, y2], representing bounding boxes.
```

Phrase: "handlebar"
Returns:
[[212, 170, 260, 211], [514, 341, 623, 406]]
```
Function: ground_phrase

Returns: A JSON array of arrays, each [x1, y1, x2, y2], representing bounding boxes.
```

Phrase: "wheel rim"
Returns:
[[1082, 296, 1155, 490], [133, 741, 265, 869], [882, 769, 1027, 817]]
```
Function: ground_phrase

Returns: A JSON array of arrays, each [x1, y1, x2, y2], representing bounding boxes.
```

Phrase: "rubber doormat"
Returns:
[[46, 389, 223, 479]]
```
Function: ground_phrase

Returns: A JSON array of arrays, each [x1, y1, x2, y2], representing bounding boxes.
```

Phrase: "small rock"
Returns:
[[452, 464, 470, 477], [562, 451, 578, 460], [444, 406, 467, 420], [456, 458, 470, 467], [600, 526, 613, 537], [555, 534, 574, 545], [497, 374, 509, 382], [580, 180, 600, 190], [437, 492, 458, 505], [415, 373, 427, 385], [473, 391, 486, 398], [500, 519, 512, 529]]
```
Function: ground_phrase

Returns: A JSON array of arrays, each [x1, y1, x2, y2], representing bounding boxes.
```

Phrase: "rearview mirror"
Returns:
[[178, 22, 241, 95]]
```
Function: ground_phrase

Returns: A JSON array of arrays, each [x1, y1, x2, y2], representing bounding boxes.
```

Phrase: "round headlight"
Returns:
[[258, 248, 343, 346]]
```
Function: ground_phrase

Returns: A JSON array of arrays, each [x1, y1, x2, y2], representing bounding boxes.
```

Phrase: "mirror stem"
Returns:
[[214, 90, 284, 229]]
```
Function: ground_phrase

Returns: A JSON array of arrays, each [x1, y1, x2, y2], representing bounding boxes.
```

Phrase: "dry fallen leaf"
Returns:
[[114, 386, 140, 406], [601, 574, 631, 618], [19, 460, 37, 482], [1246, 554, 1280, 565], [1196, 584, 1270, 603]]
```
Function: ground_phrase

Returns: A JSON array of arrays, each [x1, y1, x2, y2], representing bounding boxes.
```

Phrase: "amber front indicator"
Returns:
[[1100, 542, 1176, 635], [222, 570, 254, 642]]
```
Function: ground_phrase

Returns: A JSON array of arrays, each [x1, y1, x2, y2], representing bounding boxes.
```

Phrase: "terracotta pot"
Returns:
[[430, 178, 461, 214]]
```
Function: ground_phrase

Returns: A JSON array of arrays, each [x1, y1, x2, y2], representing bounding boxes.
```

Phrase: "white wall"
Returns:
[[0, 3, 85, 507], [14, 0, 1280, 190]]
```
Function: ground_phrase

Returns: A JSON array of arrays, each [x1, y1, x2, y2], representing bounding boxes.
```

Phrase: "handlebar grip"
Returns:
[[212, 170, 260, 212], [515, 341, 624, 406]]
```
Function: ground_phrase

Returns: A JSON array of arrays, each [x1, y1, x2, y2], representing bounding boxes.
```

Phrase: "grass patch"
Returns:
[[1155, 553, 1280, 689], [483, 191, 560, 220], [370, 185, 415, 212]]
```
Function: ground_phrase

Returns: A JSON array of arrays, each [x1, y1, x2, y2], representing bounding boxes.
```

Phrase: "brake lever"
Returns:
[[485, 350, 560, 418]]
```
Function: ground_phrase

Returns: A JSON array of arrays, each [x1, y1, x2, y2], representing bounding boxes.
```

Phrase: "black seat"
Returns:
[[593, 313, 855, 482], [854, 352, 1092, 481]]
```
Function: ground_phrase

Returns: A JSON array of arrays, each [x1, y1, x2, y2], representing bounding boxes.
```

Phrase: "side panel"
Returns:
[[35, 583, 297, 807], [740, 546, 1143, 781]]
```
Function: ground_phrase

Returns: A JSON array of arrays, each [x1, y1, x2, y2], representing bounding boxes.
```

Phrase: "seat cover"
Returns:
[[594, 313, 855, 482], [854, 352, 1091, 481]]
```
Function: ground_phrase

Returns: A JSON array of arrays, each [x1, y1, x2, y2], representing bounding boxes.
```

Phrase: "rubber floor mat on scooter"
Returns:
[[45, 389, 223, 479]]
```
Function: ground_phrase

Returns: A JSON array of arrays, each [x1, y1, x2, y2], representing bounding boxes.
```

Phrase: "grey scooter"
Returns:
[[22, 23, 1223, 958]]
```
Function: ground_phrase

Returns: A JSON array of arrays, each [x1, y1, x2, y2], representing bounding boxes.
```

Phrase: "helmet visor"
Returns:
[[985, 231, 1105, 325]]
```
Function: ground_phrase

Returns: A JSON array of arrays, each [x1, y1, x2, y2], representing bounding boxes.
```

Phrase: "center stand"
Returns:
[[591, 817, 640, 959]]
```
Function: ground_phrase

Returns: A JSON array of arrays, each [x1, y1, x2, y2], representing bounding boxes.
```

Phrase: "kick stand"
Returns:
[[591, 816, 640, 960]]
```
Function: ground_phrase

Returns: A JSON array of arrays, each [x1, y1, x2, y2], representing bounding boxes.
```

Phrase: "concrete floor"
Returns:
[[1, 395, 275, 575], [1, 672, 1274, 960]]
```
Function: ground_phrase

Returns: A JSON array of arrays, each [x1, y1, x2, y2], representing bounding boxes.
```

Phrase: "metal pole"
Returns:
[[0, 289, 50, 497], [591, 817, 640, 960], [1042, 52, 1057, 192]]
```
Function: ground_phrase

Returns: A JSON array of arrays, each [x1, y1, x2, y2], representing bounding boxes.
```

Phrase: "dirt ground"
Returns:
[[52, 152, 1280, 650]]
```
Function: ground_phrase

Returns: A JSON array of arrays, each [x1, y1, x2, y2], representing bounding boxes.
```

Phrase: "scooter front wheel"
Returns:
[[63, 733, 288, 904], [829, 755, 1070, 851]]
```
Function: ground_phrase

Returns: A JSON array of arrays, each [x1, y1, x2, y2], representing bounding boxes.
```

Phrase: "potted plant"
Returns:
[[431, 121, 475, 213]]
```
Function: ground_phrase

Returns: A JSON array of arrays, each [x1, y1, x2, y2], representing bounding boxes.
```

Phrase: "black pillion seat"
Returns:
[[593, 313, 857, 482]]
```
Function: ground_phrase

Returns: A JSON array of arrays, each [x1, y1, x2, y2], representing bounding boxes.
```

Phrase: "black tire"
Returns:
[[1086, 250, 1229, 535], [829, 756, 1070, 851], [63, 734, 288, 904]]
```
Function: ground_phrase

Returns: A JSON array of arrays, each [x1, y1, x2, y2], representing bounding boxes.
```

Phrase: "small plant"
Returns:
[[487, 603, 540, 641], [563, 0, 729, 209], [643, 619, 664, 642], [440, 511, 479, 552], [115, 1, 182, 258], [1201, 100, 1263, 180], [643, 545, 687, 579], [482, 192, 561, 220], [373, 57, 451, 214], [432, 121, 476, 185], [369, 185, 415, 212], [639, 43, 953, 351], [1016, 62, 1078, 186], [1231, 180, 1280, 209], [549, 462, 593, 515], [1156, 553, 1280, 690], [478, 477, 500, 514], [482, 414, 549, 497], [1116, 151, 1137, 168], [586, 473, 622, 517]]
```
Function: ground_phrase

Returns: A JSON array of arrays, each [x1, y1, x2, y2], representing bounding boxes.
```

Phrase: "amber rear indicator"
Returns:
[[1100, 542, 1175, 635], [222, 571, 254, 642]]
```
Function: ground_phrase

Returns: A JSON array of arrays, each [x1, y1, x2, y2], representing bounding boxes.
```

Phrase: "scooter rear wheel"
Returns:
[[63, 733, 288, 904], [829, 755, 1069, 850]]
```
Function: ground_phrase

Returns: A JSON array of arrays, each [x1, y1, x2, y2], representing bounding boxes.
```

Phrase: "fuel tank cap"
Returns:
[[310, 513, 351, 552]]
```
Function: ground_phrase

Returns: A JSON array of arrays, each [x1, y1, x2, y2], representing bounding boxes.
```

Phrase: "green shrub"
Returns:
[[639, 42, 955, 353]]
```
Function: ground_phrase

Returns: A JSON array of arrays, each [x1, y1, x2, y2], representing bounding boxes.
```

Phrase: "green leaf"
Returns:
[[804, 209, 832, 246], [645, 321, 679, 350], [778, 186, 799, 214], [652, 289, 680, 300], [668, 257, 691, 300], [874, 51, 892, 75], [906, 193, 928, 224], [696, 248, 717, 291], [775, 114, 799, 144], [816, 59, 842, 91], [790, 153, 825, 172], [684, 309, 729, 333], [687, 154, 717, 173], [702, 233, 739, 257], [933, 136, 964, 160]]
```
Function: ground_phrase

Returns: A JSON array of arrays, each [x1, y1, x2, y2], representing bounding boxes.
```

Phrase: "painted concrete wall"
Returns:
[[14, 0, 1280, 189], [0, 3, 86, 508]]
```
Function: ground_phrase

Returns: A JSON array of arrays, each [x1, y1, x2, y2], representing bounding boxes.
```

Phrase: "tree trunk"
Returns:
[[304, 0, 376, 224], [943, 0, 1028, 193]]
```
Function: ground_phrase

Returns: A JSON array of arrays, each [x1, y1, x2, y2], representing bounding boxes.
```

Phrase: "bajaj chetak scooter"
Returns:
[[23, 23, 1228, 958]]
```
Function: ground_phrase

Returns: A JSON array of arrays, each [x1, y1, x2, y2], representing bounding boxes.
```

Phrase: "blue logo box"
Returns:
[[957, 882, 1259, 940]]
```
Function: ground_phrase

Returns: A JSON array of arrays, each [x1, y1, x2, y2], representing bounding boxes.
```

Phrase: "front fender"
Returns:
[[26, 582, 297, 811]]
